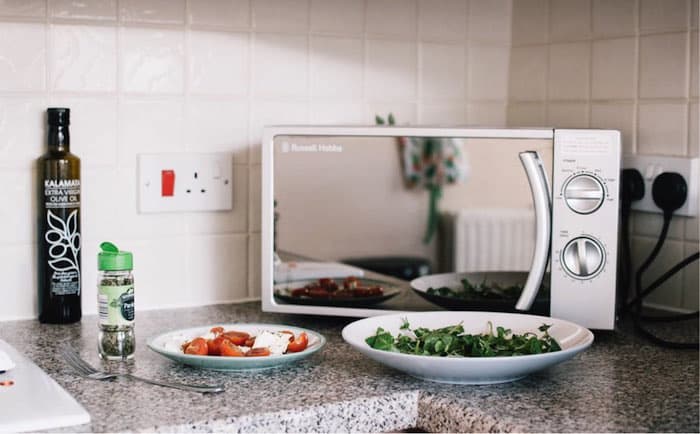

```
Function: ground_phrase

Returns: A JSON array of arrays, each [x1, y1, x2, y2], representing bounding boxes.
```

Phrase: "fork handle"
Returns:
[[124, 374, 224, 393]]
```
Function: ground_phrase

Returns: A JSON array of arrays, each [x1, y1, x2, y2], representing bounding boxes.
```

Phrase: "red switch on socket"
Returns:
[[161, 170, 175, 197]]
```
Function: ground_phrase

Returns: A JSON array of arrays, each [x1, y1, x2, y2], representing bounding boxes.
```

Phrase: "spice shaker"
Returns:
[[97, 242, 135, 360]]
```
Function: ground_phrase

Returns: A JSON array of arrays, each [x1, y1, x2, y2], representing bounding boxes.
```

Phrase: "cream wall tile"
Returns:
[[188, 31, 248, 95], [185, 165, 248, 234], [48, 96, 118, 168], [592, 37, 636, 100], [632, 236, 684, 308], [81, 168, 121, 246], [690, 103, 698, 156], [121, 28, 184, 94], [250, 100, 309, 162], [639, 0, 689, 32], [468, 0, 512, 44], [638, 103, 688, 156], [252, 0, 308, 32], [186, 234, 249, 303], [682, 241, 699, 309], [591, 103, 636, 154], [0, 169, 34, 244], [126, 237, 188, 309], [0, 23, 45, 91], [547, 102, 589, 128], [188, 0, 250, 29], [310, 36, 363, 98], [421, 43, 465, 100], [468, 44, 509, 101], [592, 0, 636, 37], [419, 102, 466, 124], [118, 98, 185, 166], [508, 45, 548, 101], [50, 25, 117, 92], [550, 0, 591, 42], [184, 99, 248, 162], [253, 33, 307, 98], [634, 211, 685, 239], [248, 232, 261, 297], [506, 102, 546, 126], [0, 96, 46, 169], [511, 0, 548, 45], [120, 0, 185, 24], [51, 0, 116, 21], [639, 33, 688, 99], [115, 167, 187, 240], [249, 164, 261, 231], [691, 31, 698, 97], [366, 0, 416, 39], [365, 102, 417, 124], [548, 42, 590, 101], [310, 0, 364, 35], [466, 102, 507, 126], [418, 0, 467, 42], [310, 101, 364, 124], [366, 39, 416, 100], [0, 0, 45, 17], [0, 244, 36, 320]]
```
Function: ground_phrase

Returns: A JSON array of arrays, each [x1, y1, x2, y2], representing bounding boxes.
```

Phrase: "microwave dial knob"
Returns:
[[562, 236, 604, 279], [563, 174, 605, 214]]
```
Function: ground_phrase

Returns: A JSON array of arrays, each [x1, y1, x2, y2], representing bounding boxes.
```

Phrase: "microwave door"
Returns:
[[515, 151, 552, 311]]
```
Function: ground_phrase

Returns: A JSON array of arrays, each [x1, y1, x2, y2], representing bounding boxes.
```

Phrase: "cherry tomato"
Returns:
[[184, 337, 208, 355], [219, 340, 245, 357], [291, 287, 309, 297], [244, 337, 256, 347], [210, 326, 224, 335], [287, 332, 308, 353], [246, 347, 271, 357], [223, 331, 250, 345], [207, 335, 228, 356]]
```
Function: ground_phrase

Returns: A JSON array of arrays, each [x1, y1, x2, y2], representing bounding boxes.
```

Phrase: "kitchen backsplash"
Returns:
[[0, 0, 512, 320], [0, 0, 696, 320], [507, 0, 699, 311]]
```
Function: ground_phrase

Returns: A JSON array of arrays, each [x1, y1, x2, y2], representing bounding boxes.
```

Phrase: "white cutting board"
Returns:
[[0, 339, 91, 432]]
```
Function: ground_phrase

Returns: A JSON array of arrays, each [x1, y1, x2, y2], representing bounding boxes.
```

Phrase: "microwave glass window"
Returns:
[[272, 135, 553, 311]]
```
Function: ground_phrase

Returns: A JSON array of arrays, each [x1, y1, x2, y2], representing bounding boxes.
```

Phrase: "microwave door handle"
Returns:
[[515, 151, 552, 311]]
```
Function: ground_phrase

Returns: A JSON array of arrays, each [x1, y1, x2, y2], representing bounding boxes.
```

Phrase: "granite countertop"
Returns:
[[1, 302, 698, 433]]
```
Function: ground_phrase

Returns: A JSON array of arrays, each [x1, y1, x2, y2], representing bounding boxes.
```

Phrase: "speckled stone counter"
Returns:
[[1, 303, 697, 432]]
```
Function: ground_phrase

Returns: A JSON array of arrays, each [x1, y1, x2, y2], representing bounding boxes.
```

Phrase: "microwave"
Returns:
[[261, 126, 621, 330]]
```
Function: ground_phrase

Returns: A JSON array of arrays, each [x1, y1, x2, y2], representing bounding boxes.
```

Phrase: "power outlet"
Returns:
[[138, 153, 233, 213], [622, 154, 698, 217]]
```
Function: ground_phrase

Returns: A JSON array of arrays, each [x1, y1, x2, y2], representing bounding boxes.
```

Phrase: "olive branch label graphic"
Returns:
[[45, 209, 81, 294]]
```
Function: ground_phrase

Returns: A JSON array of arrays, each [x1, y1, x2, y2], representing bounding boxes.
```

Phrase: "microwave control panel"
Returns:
[[551, 129, 620, 330]]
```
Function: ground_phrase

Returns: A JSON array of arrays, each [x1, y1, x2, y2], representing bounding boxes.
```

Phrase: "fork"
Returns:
[[61, 348, 224, 394]]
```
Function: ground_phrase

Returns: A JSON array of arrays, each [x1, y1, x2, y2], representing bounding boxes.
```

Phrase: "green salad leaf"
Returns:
[[365, 320, 561, 357]]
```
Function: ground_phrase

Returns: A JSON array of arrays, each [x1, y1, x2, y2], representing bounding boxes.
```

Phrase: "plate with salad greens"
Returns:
[[410, 272, 550, 314], [341, 311, 593, 384]]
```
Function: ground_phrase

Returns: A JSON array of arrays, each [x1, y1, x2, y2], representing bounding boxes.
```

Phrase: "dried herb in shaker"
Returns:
[[97, 242, 135, 360]]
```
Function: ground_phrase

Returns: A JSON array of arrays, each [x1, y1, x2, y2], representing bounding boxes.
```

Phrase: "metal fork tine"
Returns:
[[62, 348, 94, 377], [67, 350, 99, 375]]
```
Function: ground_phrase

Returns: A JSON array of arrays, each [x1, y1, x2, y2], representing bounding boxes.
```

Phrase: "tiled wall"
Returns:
[[506, 0, 699, 311], [0, 0, 513, 320]]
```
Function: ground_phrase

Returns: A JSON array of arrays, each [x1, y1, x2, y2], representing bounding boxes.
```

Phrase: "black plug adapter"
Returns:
[[621, 169, 645, 205], [652, 172, 687, 214]]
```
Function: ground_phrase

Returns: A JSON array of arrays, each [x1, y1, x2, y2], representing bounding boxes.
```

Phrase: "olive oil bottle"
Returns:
[[38, 108, 82, 324]]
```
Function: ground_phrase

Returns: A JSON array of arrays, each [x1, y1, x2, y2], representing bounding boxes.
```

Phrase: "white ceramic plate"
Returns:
[[342, 311, 593, 384], [148, 323, 326, 371]]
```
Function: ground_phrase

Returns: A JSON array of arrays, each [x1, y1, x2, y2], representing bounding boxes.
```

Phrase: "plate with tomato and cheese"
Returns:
[[147, 324, 326, 371]]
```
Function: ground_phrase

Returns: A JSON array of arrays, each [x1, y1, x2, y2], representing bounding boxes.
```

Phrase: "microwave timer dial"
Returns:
[[562, 173, 605, 214], [561, 236, 605, 279]]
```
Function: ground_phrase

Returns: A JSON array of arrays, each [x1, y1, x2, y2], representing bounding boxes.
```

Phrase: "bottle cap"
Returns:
[[47, 108, 70, 126], [98, 242, 133, 271]]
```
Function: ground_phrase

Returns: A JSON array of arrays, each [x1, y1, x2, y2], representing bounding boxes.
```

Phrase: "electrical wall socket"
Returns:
[[622, 154, 698, 217], [138, 153, 233, 213]]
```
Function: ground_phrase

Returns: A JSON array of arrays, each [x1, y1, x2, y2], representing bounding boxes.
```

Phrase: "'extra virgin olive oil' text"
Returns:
[[38, 108, 82, 324]]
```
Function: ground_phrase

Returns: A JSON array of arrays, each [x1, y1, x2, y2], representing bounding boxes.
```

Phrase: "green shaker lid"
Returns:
[[98, 242, 133, 271]]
